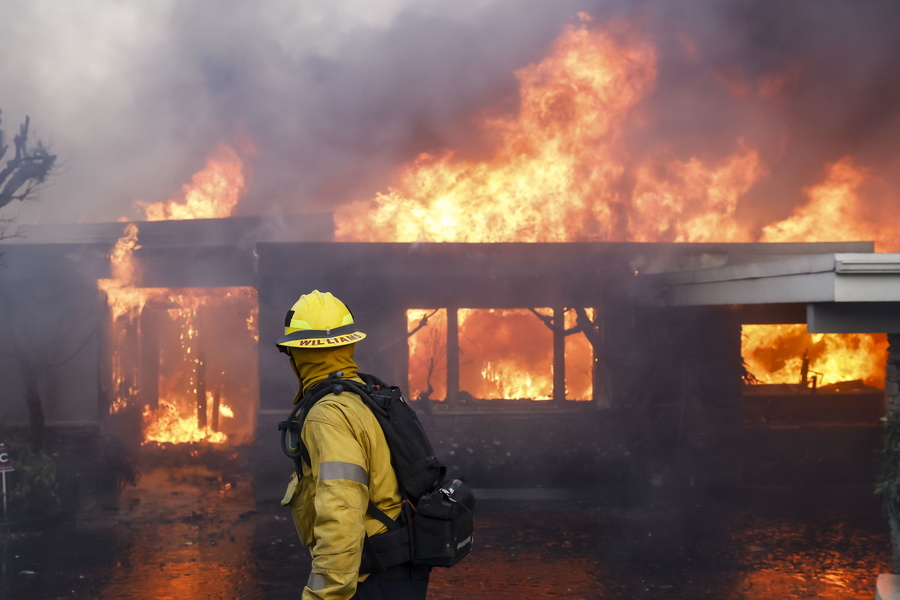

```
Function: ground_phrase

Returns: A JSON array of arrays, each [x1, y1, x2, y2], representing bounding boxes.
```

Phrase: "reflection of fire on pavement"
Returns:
[[1, 463, 889, 599], [95, 460, 262, 599]]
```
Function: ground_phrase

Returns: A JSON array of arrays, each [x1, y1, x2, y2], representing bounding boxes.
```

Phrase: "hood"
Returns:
[[288, 344, 360, 402]]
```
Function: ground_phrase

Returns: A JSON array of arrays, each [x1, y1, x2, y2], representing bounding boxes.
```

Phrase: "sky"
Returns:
[[1, 0, 899, 228]]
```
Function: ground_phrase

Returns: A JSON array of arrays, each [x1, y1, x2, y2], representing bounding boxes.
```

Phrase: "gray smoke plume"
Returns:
[[1, 0, 898, 228]]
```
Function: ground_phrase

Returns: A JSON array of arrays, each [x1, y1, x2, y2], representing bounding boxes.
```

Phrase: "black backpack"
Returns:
[[278, 372, 475, 571]]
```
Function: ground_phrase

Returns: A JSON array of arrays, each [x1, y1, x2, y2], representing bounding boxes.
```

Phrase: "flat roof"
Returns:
[[646, 252, 900, 333]]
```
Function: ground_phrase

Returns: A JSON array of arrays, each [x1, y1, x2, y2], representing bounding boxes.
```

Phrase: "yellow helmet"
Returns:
[[275, 290, 367, 352]]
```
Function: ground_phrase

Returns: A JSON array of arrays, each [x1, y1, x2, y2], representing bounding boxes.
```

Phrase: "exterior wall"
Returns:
[[888, 333, 900, 416], [678, 308, 745, 489], [421, 405, 633, 490], [252, 243, 748, 497], [0, 245, 107, 427], [601, 303, 745, 490], [4, 239, 885, 499]]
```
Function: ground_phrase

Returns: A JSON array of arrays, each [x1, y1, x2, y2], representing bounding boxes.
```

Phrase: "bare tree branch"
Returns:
[[527, 307, 584, 336], [0, 113, 56, 212], [45, 325, 100, 369], [574, 307, 601, 345], [407, 308, 439, 338]]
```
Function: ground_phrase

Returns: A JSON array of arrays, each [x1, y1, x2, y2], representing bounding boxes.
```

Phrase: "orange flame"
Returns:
[[751, 159, 892, 388], [137, 144, 247, 221], [742, 324, 887, 388], [99, 145, 258, 444], [461, 309, 554, 400], [337, 22, 659, 243], [339, 18, 891, 394], [760, 157, 900, 253], [98, 223, 145, 320], [336, 22, 771, 245], [407, 309, 448, 401], [407, 308, 594, 401], [628, 145, 764, 242], [761, 158, 878, 246], [142, 398, 229, 445]]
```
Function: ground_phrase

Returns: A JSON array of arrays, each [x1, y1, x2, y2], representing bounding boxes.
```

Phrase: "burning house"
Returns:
[[5, 5, 900, 598], [1, 215, 896, 499], [2, 13, 900, 504]]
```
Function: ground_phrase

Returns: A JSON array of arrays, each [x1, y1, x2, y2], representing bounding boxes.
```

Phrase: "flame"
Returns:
[[99, 19, 894, 407], [563, 308, 595, 399], [760, 157, 900, 253], [407, 308, 594, 401], [136, 144, 247, 221], [142, 397, 229, 445], [99, 145, 258, 444], [458, 309, 551, 400], [97, 223, 145, 320], [341, 21, 767, 398], [333, 22, 648, 399], [336, 22, 771, 245], [407, 309, 448, 401], [628, 145, 764, 242], [332, 19, 896, 394], [480, 361, 549, 400], [742, 324, 887, 388], [761, 158, 879, 247], [336, 22, 659, 243], [751, 159, 893, 388]]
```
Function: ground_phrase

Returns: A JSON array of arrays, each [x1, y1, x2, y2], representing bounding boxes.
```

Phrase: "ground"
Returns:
[[0, 450, 892, 600]]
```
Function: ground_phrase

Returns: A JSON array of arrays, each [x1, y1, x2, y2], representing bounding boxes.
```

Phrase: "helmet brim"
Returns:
[[275, 328, 366, 350]]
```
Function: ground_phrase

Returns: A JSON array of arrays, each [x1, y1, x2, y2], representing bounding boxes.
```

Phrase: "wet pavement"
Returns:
[[0, 452, 892, 600]]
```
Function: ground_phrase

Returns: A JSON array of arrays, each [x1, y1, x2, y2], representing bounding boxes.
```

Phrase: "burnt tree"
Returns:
[[0, 285, 100, 451], [0, 113, 56, 209], [0, 111, 58, 448]]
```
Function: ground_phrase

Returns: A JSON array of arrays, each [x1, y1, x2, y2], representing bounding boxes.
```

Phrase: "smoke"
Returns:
[[1, 0, 899, 227]]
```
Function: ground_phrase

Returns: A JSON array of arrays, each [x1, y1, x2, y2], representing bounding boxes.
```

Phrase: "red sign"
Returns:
[[0, 443, 14, 472]]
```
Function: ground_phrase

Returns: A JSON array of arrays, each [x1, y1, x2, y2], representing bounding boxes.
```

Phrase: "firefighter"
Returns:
[[277, 290, 430, 600]]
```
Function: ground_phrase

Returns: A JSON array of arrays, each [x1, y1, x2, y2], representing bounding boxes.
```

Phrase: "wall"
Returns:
[[0, 244, 108, 428], [253, 243, 760, 498], [888, 334, 900, 416]]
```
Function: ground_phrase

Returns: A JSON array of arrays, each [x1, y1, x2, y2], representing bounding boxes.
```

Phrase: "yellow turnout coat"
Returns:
[[281, 346, 403, 600]]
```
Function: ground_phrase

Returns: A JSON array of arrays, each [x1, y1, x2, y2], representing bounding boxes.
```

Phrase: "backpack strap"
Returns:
[[278, 372, 388, 470], [359, 501, 415, 574], [366, 499, 404, 531], [278, 373, 347, 474]]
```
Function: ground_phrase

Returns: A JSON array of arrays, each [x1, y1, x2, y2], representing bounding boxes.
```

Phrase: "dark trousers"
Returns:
[[352, 564, 430, 600]]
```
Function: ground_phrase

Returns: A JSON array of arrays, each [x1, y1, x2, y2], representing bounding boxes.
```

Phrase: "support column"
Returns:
[[197, 346, 207, 430], [687, 308, 744, 489], [122, 313, 141, 411], [97, 312, 112, 420], [886, 333, 900, 417], [446, 306, 459, 405], [553, 306, 566, 405], [212, 388, 221, 432], [386, 307, 409, 397], [140, 305, 160, 411], [883, 333, 900, 574], [590, 306, 607, 407]]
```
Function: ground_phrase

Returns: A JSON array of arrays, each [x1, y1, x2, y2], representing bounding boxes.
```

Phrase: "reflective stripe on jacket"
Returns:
[[281, 388, 403, 600]]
